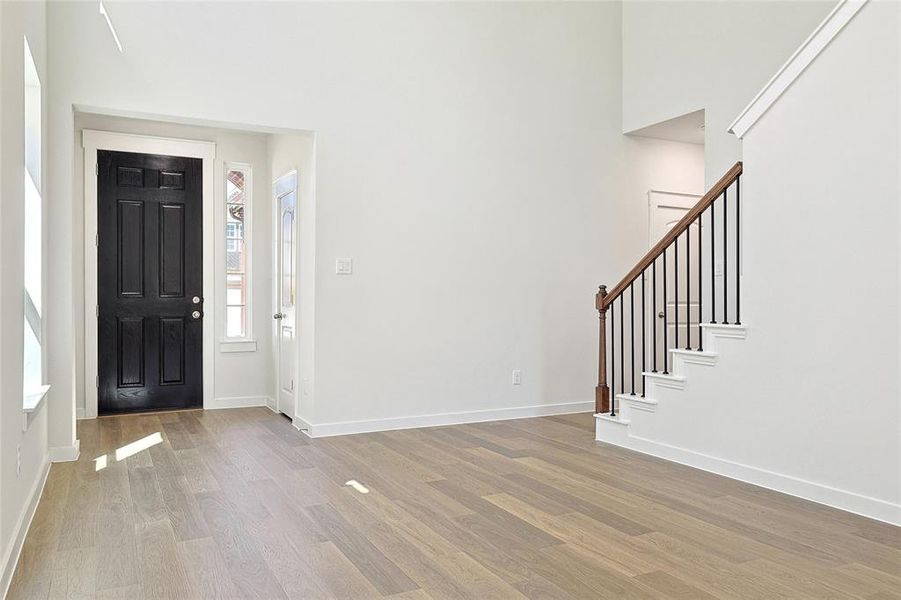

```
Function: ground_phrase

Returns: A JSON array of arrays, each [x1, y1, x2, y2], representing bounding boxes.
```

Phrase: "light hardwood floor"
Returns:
[[7, 408, 900, 599]]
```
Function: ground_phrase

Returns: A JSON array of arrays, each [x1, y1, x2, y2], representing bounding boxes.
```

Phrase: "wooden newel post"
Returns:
[[595, 285, 609, 414]]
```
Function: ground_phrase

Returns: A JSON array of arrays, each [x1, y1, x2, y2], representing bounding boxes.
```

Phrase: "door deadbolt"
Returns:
[[192, 310, 202, 319], [273, 313, 284, 320], [192, 296, 202, 304]]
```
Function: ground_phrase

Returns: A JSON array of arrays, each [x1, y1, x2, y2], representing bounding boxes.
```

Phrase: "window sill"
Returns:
[[219, 339, 257, 353], [23, 384, 50, 431]]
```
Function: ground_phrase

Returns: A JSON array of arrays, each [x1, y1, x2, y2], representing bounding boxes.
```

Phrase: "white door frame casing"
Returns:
[[647, 189, 702, 248], [82, 130, 217, 418]]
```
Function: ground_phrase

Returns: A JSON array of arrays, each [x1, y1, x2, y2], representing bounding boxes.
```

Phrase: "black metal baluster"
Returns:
[[735, 175, 741, 325], [686, 223, 691, 350], [723, 188, 729, 324], [630, 282, 635, 395], [697, 213, 704, 352], [641, 271, 646, 397], [610, 302, 615, 416], [652, 260, 657, 373], [674, 236, 679, 353], [710, 198, 716, 324], [663, 248, 669, 375], [619, 296, 625, 397]]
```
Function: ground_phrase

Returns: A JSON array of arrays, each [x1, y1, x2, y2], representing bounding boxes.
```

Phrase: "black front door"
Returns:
[[97, 150, 203, 414]]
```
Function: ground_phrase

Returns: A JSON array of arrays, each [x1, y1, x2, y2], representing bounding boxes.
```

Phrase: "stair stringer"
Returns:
[[595, 323, 748, 447]]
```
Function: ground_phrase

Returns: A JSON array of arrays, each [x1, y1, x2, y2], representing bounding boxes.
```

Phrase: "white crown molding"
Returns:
[[728, 0, 868, 139]]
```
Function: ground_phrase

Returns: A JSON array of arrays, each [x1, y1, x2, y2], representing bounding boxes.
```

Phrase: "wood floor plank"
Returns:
[[307, 502, 420, 596], [156, 474, 210, 541], [178, 536, 242, 599], [136, 520, 199, 599], [195, 491, 288, 599], [7, 408, 899, 600]]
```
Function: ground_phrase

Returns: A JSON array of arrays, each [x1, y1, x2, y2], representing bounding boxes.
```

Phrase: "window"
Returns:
[[225, 165, 251, 338], [23, 37, 44, 404]]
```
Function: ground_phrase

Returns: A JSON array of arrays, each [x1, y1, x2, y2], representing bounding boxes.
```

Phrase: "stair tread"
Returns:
[[669, 349, 718, 356], [615, 393, 658, 404], [642, 371, 686, 380], [595, 413, 630, 425]]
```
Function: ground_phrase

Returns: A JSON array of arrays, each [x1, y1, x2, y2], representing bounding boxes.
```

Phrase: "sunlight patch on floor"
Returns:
[[94, 432, 163, 470], [345, 479, 369, 494]]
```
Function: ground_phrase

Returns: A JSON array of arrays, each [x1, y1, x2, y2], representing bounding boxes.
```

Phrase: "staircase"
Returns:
[[595, 162, 745, 441]]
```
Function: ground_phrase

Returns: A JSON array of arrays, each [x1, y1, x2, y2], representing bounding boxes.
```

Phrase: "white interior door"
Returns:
[[648, 191, 701, 369], [274, 172, 298, 416]]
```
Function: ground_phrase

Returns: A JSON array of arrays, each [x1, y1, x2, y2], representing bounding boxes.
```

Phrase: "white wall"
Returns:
[[0, 0, 50, 593], [616, 135, 705, 274], [611, 0, 900, 522], [740, 0, 899, 517], [72, 113, 275, 412], [47, 1, 625, 438], [622, 0, 834, 187]]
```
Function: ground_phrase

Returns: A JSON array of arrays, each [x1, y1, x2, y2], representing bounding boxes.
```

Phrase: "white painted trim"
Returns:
[[728, 0, 868, 139], [0, 458, 50, 598], [218, 339, 258, 353], [208, 395, 271, 410], [76, 407, 86, 420], [82, 130, 216, 419], [49, 439, 80, 463], [22, 385, 51, 432], [23, 384, 51, 413], [595, 424, 901, 526], [292, 415, 313, 437], [701, 323, 748, 352], [642, 371, 686, 391], [596, 413, 630, 426], [616, 393, 658, 413], [303, 401, 594, 438], [670, 349, 718, 367]]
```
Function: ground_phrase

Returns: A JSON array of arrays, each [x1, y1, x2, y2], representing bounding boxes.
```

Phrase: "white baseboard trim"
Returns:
[[292, 415, 313, 438], [208, 395, 271, 410], [1, 457, 51, 598], [265, 397, 277, 412], [304, 400, 594, 438], [49, 440, 80, 463], [76, 407, 86, 420], [600, 432, 901, 526]]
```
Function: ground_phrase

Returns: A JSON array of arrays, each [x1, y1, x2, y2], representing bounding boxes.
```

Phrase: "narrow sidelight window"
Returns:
[[225, 165, 251, 338], [23, 37, 43, 401]]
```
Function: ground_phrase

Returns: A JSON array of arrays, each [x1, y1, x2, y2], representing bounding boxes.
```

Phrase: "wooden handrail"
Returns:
[[602, 161, 743, 309]]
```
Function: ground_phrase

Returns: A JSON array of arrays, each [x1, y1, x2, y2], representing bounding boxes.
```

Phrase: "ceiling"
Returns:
[[626, 109, 705, 145]]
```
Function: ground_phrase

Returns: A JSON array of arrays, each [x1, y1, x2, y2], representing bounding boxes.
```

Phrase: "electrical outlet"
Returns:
[[512, 370, 522, 385]]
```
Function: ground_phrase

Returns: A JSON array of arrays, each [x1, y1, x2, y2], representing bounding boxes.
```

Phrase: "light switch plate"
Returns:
[[336, 258, 353, 275]]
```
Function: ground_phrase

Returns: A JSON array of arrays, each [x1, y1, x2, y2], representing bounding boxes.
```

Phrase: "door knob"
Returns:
[[192, 310, 202, 319], [658, 311, 665, 319], [273, 313, 284, 320]]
